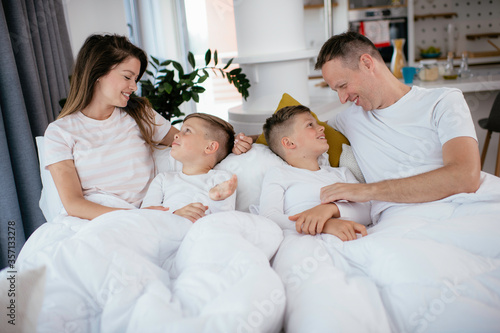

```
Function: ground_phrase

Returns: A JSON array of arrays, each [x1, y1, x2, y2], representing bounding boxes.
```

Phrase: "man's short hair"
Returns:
[[315, 31, 384, 70], [184, 113, 235, 164], [263, 105, 311, 160]]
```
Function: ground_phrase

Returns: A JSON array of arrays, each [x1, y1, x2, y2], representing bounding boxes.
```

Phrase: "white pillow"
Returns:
[[37, 138, 364, 218], [339, 143, 365, 183], [36, 136, 63, 222]]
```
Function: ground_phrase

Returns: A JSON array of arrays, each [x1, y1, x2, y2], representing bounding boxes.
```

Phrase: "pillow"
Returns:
[[36, 136, 63, 222], [37, 137, 364, 217], [339, 143, 365, 183], [255, 93, 350, 167]]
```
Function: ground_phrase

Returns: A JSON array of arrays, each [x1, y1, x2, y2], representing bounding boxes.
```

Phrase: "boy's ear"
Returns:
[[281, 137, 295, 150], [205, 140, 219, 155]]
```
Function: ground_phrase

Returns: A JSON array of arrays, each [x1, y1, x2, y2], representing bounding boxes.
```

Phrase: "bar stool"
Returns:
[[479, 91, 500, 177]]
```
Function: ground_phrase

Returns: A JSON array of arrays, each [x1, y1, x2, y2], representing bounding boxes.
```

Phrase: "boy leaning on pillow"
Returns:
[[258, 105, 371, 241], [140, 113, 238, 222]]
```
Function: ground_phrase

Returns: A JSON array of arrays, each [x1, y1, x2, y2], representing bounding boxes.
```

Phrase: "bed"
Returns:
[[1, 135, 500, 333]]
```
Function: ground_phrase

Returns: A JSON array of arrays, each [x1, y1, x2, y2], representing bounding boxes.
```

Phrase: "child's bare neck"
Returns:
[[181, 162, 213, 175], [286, 155, 321, 171]]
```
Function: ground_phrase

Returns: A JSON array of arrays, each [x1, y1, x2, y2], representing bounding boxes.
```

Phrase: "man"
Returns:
[[316, 31, 481, 222]]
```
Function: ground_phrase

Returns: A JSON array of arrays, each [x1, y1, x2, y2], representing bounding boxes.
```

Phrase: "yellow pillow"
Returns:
[[255, 93, 349, 167]]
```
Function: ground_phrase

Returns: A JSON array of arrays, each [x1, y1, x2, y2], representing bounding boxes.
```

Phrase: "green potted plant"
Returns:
[[140, 49, 250, 124]]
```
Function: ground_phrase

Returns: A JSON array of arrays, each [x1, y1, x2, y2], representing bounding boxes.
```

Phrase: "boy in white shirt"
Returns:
[[141, 113, 237, 222], [259, 105, 370, 241]]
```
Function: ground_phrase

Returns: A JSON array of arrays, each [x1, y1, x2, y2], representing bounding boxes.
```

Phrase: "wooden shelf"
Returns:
[[347, 4, 406, 11], [304, 2, 338, 9], [466, 33, 500, 41], [414, 12, 458, 21]]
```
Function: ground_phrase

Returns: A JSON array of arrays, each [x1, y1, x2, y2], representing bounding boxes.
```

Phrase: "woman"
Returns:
[[45, 34, 252, 220]]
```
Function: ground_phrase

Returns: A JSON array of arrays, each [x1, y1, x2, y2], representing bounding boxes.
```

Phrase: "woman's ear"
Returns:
[[281, 137, 295, 150], [205, 140, 219, 155]]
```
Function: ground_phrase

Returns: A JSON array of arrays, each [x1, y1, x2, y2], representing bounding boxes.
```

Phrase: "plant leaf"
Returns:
[[182, 91, 191, 102], [151, 56, 160, 66], [192, 86, 206, 93], [198, 74, 208, 83], [214, 50, 218, 66], [160, 60, 172, 67], [187, 52, 196, 69], [192, 92, 199, 103], [172, 61, 184, 77], [230, 68, 242, 75], [223, 58, 233, 70], [205, 49, 211, 66], [164, 82, 173, 94]]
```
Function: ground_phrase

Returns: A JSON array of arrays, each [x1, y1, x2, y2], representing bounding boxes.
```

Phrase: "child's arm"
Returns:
[[258, 169, 298, 230], [322, 218, 367, 241], [173, 203, 208, 222], [288, 203, 340, 235], [324, 166, 372, 226]]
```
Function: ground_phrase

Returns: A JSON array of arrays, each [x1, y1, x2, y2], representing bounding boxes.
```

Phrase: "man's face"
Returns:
[[321, 58, 377, 111]]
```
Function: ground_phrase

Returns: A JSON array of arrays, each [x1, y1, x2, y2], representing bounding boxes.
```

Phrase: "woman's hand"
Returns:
[[173, 203, 208, 222], [232, 133, 254, 155]]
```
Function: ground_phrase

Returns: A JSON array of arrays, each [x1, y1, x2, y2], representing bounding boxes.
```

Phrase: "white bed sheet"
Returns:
[[12, 193, 285, 332], [273, 172, 500, 333]]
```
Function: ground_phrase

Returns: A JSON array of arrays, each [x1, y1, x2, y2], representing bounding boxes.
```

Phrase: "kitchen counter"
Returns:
[[407, 64, 500, 93]]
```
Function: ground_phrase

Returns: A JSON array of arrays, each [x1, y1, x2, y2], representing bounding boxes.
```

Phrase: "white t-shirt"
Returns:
[[44, 108, 171, 207], [258, 164, 371, 231], [141, 169, 236, 214], [331, 86, 477, 220]]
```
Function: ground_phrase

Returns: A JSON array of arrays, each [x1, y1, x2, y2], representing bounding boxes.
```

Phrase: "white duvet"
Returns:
[[13, 194, 285, 333], [273, 172, 500, 333]]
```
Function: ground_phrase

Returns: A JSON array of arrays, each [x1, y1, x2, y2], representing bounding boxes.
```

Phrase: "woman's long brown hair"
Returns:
[[59, 34, 160, 148]]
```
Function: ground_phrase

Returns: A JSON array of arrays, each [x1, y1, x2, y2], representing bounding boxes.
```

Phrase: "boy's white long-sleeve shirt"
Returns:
[[141, 169, 235, 214], [258, 164, 371, 231]]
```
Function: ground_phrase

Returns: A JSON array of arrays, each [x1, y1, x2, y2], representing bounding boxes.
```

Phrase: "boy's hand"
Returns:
[[173, 203, 208, 222], [323, 218, 367, 241], [142, 206, 169, 211], [289, 203, 340, 235], [209, 174, 238, 201], [232, 133, 254, 155]]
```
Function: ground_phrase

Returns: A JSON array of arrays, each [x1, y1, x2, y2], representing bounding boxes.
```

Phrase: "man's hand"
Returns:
[[289, 203, 340, 235], [209, 174, 238, 201], [323, 218, 367, 241], [320, 183, 373, 204], [141, 206, 170, 211], [173, 203, 208, 222], [232, 133, 254, 155]]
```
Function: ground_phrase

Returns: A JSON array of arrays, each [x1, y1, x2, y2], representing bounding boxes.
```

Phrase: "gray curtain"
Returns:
[[0, 0, 73, 269]]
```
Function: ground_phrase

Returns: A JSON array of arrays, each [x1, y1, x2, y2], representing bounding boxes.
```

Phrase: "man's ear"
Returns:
[[359, 53, 375, 72], [281, 137, 295, 150], [205, 140, 219, 155]]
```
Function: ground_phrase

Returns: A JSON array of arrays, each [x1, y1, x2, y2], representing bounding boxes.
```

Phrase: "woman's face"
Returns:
[[94, 56, 141, 108]]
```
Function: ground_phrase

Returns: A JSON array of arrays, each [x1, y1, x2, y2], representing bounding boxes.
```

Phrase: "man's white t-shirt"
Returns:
[[141, 169, 236, 215], [258, 164, 371, 231], [331, 86, 477, 221], [44, 108, 171, 207]]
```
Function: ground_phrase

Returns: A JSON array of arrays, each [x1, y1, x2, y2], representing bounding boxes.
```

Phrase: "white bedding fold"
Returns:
[[274, 173, 500, 332], [13, 202, 285, 332]]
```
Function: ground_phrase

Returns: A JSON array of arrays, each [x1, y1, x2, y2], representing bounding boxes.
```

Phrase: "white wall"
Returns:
[[63, 0, 129, 58]]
